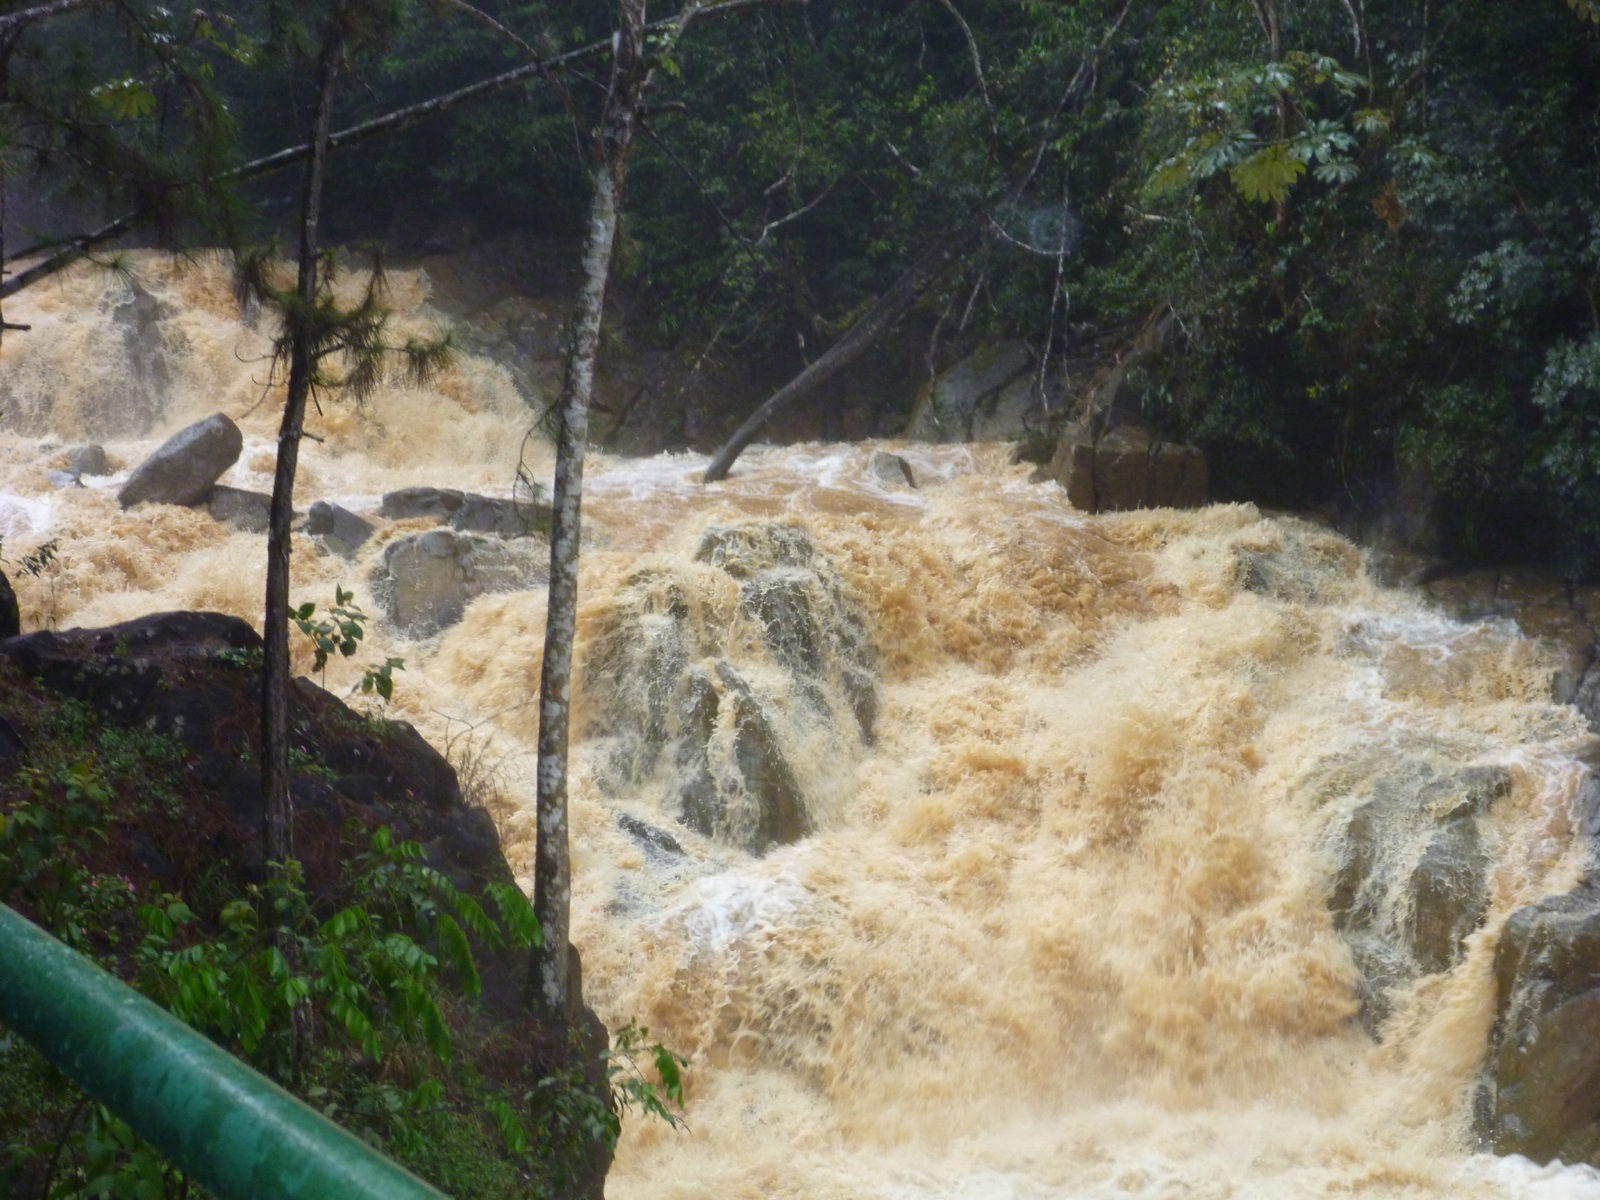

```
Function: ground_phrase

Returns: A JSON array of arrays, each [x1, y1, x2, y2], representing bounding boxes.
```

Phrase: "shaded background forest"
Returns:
[[9, 0, 1600, 570]]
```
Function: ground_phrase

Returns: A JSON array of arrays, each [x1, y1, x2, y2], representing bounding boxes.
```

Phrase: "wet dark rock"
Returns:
[[305, 501, 374, 557], [372, 528, 547, 634], [206, 486, 274, 533], [381, 486, 468, 522], [587, 525, 877, 857], [617, 812, 685, 859], [1326, 764, 1509, 1032], [0, 608, 614, 1195], [380, 485, 553, 538], [0, 568, 17, 639], [1475, 766, 1600, 1166], [870, 451, 917, 490], [1008, 429, 1056, 467], [119, 413, 243, 509], [68, 444, 110, 477], [2, 612, 256, 720], [1482, 876, 1600, 1164]]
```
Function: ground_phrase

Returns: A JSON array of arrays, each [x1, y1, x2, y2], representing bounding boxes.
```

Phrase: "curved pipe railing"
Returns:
[[0, 902, 446, 1199]]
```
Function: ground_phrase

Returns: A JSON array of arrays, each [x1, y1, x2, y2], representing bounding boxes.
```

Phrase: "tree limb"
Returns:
[[1, 0, 807, 300], [702, 232, 974, 482], [0, 0, 103, 34]]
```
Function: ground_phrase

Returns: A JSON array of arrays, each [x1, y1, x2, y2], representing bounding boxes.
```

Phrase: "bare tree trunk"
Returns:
[[262, 17, 344, 872], [702, 233, 971, 482], [532, 0, 651, 1023]]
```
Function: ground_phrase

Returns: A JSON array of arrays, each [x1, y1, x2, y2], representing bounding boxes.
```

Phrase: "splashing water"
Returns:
[[5, 255, 1600, 1198]]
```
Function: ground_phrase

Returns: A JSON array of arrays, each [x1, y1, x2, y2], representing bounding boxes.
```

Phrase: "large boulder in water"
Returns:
[[372, 529, 547, 635], [118, 413, 243, 509], [1479, 770, 1600, 1165], [1321, 761, 1511, 1032], [584, 523, 876, 856]]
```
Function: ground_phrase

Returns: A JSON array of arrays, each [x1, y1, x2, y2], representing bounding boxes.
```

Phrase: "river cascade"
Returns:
[[5, 255, 1600, 1198]]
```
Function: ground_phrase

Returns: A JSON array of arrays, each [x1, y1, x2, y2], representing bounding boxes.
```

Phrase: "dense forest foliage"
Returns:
[[6, 0, 1600, 568]]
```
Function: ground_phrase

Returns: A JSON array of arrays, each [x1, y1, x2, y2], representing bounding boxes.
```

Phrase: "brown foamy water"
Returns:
[[4, 255, 1600, 1198]]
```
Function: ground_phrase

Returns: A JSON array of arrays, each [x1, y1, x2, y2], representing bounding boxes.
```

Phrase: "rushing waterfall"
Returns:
[[5, 255, 1600, 1198]]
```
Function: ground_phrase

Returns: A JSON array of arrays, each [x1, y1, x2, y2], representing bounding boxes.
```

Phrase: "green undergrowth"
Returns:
[[0, 694, 685, 1199]]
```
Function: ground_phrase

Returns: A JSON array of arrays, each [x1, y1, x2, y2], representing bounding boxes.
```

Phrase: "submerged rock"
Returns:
[[870, 451, 917, 490], [1324, 762, 1510, 1032], [305, 501, 374, 557], [68, 444, 110, 477], [205, 485, 274, 533], [584, 523, 876, 856], [1480, 770, 1600, 1165], [372, 528, 547, 635], [119, 413, 243, 509], [380, 485, 552, 538]]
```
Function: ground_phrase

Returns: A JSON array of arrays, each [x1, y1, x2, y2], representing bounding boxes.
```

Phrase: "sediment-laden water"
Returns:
[[4, 255, 1600, 1198]]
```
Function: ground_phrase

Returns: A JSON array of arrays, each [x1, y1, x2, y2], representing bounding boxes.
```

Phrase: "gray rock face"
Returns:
[[585, 523, 876, 856], [905, 342, 1038, 442], [305, 501, 374, 557], [206, 486, 273, 533], [372, 529, 547, 635], [1324, 763, 1510, 1032], [1040, 422, 1208, 513], [379, 485, 552, 538], [118, 414, 243, 509], [870, 451, 917, 490], [1479, 772, 1600, 1165]]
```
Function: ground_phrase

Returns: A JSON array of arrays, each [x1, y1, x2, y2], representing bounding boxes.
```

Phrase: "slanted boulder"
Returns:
[[206, 486, 274, 533], [372, 529, 547, 635], [118, 414, 243, 509], [305, 501, 374, 557], [870, 451, 917, 490]]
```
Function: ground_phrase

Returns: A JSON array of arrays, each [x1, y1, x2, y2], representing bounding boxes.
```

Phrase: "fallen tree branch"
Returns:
[[702, 231, 975, 482]]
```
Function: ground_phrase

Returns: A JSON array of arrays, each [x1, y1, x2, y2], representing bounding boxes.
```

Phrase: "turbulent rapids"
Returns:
[[6, 255, 1600, 1197]]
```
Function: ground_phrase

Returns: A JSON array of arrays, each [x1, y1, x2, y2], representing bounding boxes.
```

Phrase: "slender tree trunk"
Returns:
[[532, 0, 652, 1023], [262, 18, 344, 871], [702, 232, 971, 482]]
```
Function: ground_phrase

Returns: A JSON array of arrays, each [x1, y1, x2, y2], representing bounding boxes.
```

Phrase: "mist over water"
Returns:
[[6, 256, 1600, 1198]]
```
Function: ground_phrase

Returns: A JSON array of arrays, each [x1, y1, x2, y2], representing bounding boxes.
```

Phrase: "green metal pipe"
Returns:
[[0, 903, 447, 1199]]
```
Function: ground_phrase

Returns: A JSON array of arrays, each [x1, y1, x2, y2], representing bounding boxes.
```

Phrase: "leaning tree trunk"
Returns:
[[262, 20, 344, 871], [532, 0, 652, 1023], [701, 232, 972, 482]]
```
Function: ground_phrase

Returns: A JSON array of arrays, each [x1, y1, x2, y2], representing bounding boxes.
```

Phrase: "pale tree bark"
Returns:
[[262, 15, 345, 871], [532, 0, 654, 1024]]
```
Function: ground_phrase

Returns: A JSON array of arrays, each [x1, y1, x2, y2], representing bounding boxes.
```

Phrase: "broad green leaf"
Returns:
[[1229, 144, 1306, 205]]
